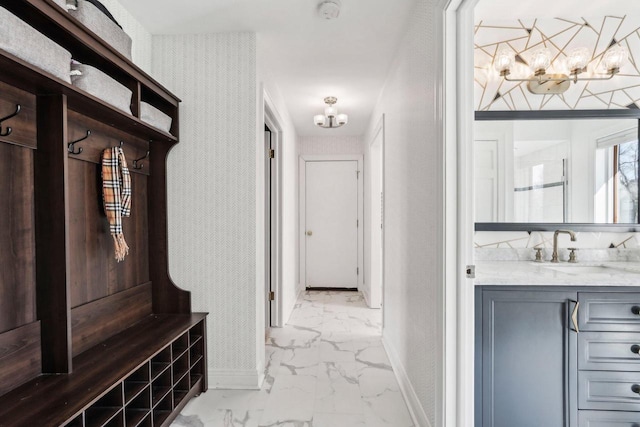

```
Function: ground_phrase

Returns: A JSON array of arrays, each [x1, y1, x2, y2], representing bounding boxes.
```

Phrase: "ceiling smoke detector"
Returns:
[[318, 1, 341, 20]]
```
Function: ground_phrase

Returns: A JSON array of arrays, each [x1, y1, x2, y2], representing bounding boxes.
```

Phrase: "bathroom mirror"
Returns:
[[474, 111, 640, 231]]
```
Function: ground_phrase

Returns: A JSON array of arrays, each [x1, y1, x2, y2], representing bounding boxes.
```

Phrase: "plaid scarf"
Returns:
[[101, 146, 131, 262]]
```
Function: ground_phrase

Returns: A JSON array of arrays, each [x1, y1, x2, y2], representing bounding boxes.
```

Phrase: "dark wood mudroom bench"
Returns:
[[0, 1, 207, 425]]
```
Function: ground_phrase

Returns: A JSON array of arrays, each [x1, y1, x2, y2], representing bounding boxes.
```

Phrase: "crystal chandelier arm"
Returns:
[[503, 72, 617, 84]]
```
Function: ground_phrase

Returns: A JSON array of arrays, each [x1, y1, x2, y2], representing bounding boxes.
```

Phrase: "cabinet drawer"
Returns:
[[579, 410, 640, 427], [579, 332, 640, 371], [0, 81, 36, 149], [579, 293, 640, 332], [579, 371, 640, 411]]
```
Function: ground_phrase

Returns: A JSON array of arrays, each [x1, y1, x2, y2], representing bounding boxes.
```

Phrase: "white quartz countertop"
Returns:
[[475, 261, 640, 286]]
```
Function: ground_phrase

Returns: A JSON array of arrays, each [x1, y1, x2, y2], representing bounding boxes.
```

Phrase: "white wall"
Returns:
[[298, 135, 363, 155], [101, 0, 152, 72], [152, 33, 263, 389], [363, 0, 444, 424], [257, 34, 300, 324]]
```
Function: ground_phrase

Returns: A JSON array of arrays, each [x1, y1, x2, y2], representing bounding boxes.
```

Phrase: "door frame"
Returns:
[[299, 154, 364, 290], [367, 116, 385, 311], [443, 0, 478, 425], [263, 91, 284, 328]]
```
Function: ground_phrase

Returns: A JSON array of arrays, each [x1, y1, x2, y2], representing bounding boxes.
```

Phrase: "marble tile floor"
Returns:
[[171, 290, 415, 427]]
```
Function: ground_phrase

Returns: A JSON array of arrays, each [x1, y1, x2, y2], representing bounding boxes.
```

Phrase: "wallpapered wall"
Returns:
[[364, 0, 444, 424], [152, 33, 261, 388], [298, 135, 363, 155], [475, 16, 640, 111]]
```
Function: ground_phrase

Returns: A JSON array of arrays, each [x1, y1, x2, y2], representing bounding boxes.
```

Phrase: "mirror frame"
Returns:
[[474, 109, 640, 232]]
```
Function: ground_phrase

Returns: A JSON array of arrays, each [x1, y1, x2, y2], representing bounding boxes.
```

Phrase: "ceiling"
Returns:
[[117, 0, 418, 137]]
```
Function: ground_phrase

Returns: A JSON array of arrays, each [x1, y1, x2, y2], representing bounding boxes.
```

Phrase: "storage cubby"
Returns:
[[152, 392, 173, 426], [85, 385, 124, 427], [172, 332, 189, 360], [124, 385, 150, 427], [152, 367, 172, 408], [173, 372, 191, 409], [172, 351, 190, 385], [151, 347, 172, 381], [190, 354, 205, 389], [124, 363, 151, 404], [102, 411, 124, 427]]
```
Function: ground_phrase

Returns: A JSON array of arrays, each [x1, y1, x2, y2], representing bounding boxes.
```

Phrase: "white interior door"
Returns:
[[305, 160, 358, 288]]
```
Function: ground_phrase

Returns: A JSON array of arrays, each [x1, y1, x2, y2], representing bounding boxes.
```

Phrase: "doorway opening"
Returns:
[[264, 124, 276, 329]]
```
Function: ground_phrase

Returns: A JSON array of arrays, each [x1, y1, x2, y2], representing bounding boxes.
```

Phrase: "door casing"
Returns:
[[299, 154, 364, 290]]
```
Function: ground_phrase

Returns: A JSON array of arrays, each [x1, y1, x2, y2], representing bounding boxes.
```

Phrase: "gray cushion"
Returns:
[[71, 63, 132, 114], [0, 6, 72, 83], [68, 0, 132, 60], [140, 102, 173, 133]]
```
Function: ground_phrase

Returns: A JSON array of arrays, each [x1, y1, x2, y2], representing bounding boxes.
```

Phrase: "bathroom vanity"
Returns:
[[475, 262, 640, 427]]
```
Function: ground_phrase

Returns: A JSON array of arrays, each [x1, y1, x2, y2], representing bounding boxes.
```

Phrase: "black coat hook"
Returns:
[[68, 129, 91, 155], [133, 150, 150, 170], [0, 104, 21, 137]]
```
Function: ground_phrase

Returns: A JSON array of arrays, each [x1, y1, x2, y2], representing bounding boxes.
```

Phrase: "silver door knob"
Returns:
[[306, 231, 313, 236]]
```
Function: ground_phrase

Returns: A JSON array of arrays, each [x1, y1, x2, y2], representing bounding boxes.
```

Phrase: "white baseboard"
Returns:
[[207, 369, 265, 390], [362, 286, 372, 307], [382, 337, 431, 427]]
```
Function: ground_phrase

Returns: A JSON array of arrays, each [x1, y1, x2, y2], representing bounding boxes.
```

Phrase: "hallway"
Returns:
[[171, 291, 414, 426]]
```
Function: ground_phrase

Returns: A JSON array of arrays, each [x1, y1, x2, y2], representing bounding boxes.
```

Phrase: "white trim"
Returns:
[[208, 369, 265, 390], [366, 115, 385, 311], [382, 337, 432, 427], [299, 154, 364, 290], [263, 89, 285, 328], [444, 0, 478, 425]]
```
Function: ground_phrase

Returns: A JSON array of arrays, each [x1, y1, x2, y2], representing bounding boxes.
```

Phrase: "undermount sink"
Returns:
[[543, 264, 631, 275]]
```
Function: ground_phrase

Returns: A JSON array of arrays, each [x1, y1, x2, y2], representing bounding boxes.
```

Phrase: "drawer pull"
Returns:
[[571, 301, 580, 333], [0, 103, 21, 137], [632, 345, 640, 354], [633, 306, 640, 315], [632, 384, 640, 394]]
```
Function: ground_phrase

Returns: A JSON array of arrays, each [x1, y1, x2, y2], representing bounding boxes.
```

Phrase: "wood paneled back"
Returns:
[[66, 110, 151, 309], [71, 283, 152, 357], [0, 143, 36, 335]]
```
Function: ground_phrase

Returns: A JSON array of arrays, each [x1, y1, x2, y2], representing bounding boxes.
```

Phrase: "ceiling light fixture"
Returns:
[[494, 44, 628, 94], [314, 97, 348, 129]]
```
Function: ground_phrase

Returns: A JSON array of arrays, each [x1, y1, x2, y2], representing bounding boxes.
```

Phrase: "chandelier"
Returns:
[[494, 45, 628, 94], [314, 97, 348, 128]]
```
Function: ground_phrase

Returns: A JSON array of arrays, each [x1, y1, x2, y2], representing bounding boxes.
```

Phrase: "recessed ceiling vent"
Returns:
[[318, 1, 341, 20]]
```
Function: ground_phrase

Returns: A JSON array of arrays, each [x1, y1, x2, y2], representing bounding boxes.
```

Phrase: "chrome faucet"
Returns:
[[551, 230, 577, 263]]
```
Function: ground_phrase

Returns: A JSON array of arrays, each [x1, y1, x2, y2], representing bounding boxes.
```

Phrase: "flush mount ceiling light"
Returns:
[[318, 1, 341, 20], [494, 44, 629, 94], [314, 97, 348, 129]]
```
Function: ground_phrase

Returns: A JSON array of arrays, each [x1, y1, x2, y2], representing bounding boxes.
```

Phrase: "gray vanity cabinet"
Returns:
[[477, 287, 640, 427], [476, 289, 578, 427]]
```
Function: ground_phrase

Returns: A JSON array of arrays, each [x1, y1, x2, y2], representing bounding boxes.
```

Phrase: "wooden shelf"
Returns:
[[0, 0, 180, 106], [0, 314, 206, 426], [0, 48, 177, 143]]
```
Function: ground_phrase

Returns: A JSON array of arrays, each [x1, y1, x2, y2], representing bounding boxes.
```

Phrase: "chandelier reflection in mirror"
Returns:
[[314, 97, 348, 128], [494, 44, 629, 95]]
